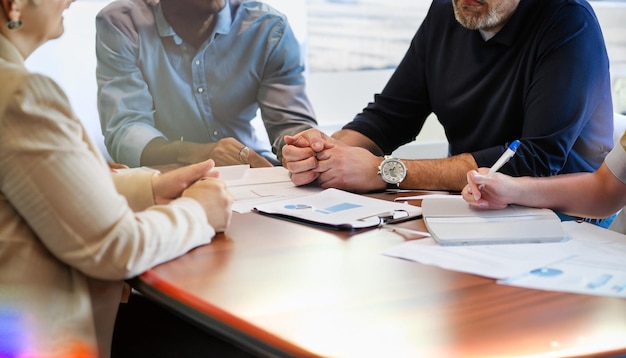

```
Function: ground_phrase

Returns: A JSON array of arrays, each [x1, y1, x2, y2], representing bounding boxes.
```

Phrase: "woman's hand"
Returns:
[[182, 177, 233, 232], [462, 169, 518, 209], [151, 159, 218, 205], [151, 159, 233, 231]]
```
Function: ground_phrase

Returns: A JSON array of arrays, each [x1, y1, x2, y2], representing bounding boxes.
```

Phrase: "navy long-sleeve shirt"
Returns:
[[344, 0, 613, 177]]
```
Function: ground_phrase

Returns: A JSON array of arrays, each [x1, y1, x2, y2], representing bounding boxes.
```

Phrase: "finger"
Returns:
[[315, 148, 326, 160], [108, 162, 129, 170], [221, 137, 245, 148], [471, 171, 490, 193], [461, 185, 474, 203], [466, 201, 485, 209], [283, 144, 317, 163], [315, 149, 332, 161], [290, 171, 319, 186], [201, 171, 220, 179], [190, 159, 217, 176], [466, 170, 483, 201], [285, 155, 319, 174], [313, 155, 334, 173], [173, 160, 217, 185], [284, 134, 311, 148], [198, 175, 221, 183], [317, 171, 343, 190], [284, 135, 303, 146]]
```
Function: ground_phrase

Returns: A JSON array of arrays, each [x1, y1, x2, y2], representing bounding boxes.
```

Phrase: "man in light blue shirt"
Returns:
[[96, 0, 317, 168]]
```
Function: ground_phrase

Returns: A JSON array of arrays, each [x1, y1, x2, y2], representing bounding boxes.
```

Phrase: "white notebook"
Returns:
[[421, 196, 567, 246]]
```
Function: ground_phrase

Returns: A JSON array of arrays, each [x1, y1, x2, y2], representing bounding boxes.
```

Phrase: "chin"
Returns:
[[48, 33, 64, 42], [51, 24, 65, 40]]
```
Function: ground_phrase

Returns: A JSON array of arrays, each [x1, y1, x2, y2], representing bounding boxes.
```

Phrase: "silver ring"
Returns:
[[238, 146, 249, 164]]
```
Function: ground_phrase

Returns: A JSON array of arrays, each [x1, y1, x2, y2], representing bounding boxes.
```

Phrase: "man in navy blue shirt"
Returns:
[[282, 0, 614, 193]]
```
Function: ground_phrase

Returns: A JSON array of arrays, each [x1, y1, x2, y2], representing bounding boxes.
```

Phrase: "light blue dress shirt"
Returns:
[[96, 0, 317, 167]]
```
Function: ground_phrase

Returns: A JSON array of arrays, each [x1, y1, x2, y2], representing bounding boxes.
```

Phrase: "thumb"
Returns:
[[310, 136, 329, 152], [184, 159, 216, 181]]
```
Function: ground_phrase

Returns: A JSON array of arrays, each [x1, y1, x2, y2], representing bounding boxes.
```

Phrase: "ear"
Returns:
[[2, 0, 21, 23]]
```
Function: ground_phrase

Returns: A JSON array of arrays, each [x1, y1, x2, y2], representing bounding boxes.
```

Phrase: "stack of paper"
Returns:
[[219, 165, 321, 213], [382, 221, 626, 298]]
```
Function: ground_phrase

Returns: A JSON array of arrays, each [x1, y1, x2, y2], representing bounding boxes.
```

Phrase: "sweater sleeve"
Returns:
[[0, 73, 214, 280]]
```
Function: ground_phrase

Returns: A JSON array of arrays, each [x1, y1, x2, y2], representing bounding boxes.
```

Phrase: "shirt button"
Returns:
[[213, 130, 219, 136], [197, 87, 204, 93], [195, 60, 200, 66]]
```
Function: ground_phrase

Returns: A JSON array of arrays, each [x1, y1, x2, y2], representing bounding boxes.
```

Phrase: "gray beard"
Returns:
[[453, 4, 502, 30]]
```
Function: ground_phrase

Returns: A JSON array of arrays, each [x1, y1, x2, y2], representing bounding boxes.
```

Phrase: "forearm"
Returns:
[[141, 137, 215, 166], [402, 153, 478, 192], [331, 130, 477, 191], [332, 129, 384, 155], [516, 165, 626, 218]]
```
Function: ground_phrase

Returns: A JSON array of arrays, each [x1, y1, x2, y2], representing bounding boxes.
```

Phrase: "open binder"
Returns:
[[421, 196, 567, 246], [253, 188, 422, 230]]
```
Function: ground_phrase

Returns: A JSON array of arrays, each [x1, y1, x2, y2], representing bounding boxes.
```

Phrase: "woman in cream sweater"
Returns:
[[0, 0, 233, 356]]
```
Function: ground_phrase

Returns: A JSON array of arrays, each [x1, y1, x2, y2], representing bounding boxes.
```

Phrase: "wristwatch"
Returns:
[[377, 156, 407, 188]]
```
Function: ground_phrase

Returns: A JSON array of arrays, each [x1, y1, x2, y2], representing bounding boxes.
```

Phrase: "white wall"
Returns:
[[308, 1, 626, 159], [590, 1, 626, 114], [306, 70, 448, 159], [26, 0, 113, 159]]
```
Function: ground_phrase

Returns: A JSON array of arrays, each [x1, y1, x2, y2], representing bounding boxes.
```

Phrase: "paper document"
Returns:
[[421, 196, 567, 245], [253, 188, 422, 230], [382, 221, 626, 298], [214, 164, 249, 181], [382, 236, 574, 279], [220, 166, 321, 213], [223, 166, 289, 187], [499, 222, 626, 298]]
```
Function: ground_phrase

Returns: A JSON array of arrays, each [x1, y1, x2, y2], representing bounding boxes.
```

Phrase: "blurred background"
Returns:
[[26, 0, 626, 160]]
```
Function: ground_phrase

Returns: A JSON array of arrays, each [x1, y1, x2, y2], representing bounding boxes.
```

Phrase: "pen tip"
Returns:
[[510, 140, 521, 151]]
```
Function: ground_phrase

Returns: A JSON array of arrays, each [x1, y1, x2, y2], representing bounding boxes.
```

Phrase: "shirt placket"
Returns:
[[189, 45, 219, 141]]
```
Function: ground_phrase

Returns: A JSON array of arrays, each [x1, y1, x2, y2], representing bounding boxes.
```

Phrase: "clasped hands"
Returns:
[[282, 128, 386, 193]]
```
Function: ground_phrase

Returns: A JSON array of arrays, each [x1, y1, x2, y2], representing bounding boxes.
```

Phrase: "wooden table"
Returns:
[[132, 195, 626, 357]]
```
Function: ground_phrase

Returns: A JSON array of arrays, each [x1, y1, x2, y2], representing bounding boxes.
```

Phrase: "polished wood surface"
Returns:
[[133, 195, 626, 357]]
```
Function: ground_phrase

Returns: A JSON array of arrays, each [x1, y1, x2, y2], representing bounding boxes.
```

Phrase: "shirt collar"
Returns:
[[0, 33, 25, 66], [153, 3, 233, 46]]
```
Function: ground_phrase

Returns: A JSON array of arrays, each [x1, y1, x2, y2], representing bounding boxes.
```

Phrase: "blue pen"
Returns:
[[487, 140, 521, 177]]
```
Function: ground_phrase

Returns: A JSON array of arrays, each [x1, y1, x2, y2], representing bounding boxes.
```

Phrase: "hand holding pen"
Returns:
[[462, 140, 521, 209]]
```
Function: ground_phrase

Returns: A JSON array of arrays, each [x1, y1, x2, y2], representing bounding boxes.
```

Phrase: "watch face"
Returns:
[[381, 159, 406, 184]]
